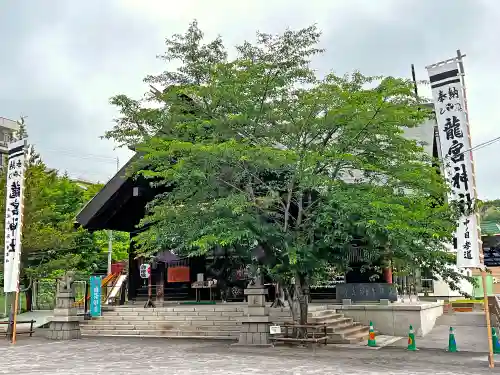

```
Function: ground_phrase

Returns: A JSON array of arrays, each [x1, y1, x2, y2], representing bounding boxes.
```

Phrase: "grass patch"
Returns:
[[452, 299, 484, 304], [179, 300, 217, 305]]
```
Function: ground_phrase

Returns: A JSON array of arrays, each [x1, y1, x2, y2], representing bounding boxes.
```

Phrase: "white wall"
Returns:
[[424, 267, 473, 298], [403, 117, 438, 157]]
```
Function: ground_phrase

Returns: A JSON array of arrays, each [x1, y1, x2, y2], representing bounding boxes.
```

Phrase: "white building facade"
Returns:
[[0, 117, 19, 167]]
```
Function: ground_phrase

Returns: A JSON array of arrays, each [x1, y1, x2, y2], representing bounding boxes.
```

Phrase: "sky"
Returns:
[[1, 0, 499, 199]]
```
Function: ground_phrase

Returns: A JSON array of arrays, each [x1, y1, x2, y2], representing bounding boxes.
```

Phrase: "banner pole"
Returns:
[[455, 50, 493, 366], [482, 269, 495, 368], [11, 288, 19, 344]]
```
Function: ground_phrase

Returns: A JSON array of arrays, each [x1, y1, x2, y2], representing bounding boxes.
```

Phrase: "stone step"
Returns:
[[333, 323, 366, 335], [82, 329, 239, 340], [83, 324, 148, 331], [97, 316, 242, 324], [109, 306, 244, 313], [309, 313, 345, 323], [82, 323, 241, 332], [108, 310, 244, 316], [325, 320, 359, 332], [308, 308, 335, 318], [102, 312, 245, 318], [322, 317, 355, 328], [344, 330, 370, 344], [193, 325, 240, 331], [308, 321, 359, 335], [328, 325, 369, 342], [308, 305, 330, 312], [90, 319, 239, 328]]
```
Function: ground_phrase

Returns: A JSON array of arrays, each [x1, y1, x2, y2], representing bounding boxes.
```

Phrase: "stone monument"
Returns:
[[236, 267, 271, 346], [47, 271, 82, 340]]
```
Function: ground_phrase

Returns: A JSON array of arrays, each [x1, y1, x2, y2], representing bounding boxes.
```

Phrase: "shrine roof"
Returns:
[[481, 221, 500, 237], [75, 153, 142, 232]]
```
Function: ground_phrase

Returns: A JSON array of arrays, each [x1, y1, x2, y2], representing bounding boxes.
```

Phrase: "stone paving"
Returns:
[[0, 336, 497, 374], [389, 325, 490, 352], [388, 312, 490, 353]]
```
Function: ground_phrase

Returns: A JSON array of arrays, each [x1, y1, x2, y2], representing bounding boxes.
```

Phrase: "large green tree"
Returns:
[[105, 21, 465, 325]]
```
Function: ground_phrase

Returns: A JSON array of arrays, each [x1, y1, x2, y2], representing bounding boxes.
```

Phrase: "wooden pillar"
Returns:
[[156, 263, 165, 307], [383, 267, 393, 284], [128, 242, 138, 301]]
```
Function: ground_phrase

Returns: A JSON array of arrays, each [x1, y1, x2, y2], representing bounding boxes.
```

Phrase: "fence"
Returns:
[[33, 279, 87, 310]]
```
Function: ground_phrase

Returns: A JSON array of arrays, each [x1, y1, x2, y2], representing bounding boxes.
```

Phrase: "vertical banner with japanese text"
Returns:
[[426, 60, 481, 268], [3, 140, 27, 293], [89, 276, 102, 317]]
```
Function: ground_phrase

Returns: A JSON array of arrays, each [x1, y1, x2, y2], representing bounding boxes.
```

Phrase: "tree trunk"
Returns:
[[22, 275, 32, 312], [283, 285, 297, 324], [295, 273, 309, 324], [271, 283, 285, 308], [294, 272, 309, 339], [25, 289, 32, 312]]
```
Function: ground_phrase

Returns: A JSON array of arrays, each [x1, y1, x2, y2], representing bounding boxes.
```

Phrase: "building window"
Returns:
[[419, 269, 434, 295]]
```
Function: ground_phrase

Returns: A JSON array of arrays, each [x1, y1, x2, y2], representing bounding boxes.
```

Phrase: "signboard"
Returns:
[[269, 325, 281, 335], [3, 140, 27, 293], [426, 60, 481, 268], [89, 276, 102, 317], [167, 266, 190, 283], [336, 283, 398, 302], [139, 264, 151, 279]]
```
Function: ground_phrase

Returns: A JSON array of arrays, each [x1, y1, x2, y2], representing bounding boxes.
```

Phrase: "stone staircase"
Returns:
[[308, 308, 372, 344], [81, 305, 247, 340], [81, 305, 370, 343]]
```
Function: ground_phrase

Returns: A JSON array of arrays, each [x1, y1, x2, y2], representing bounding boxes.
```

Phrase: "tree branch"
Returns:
[[283, 180, 295, 232], [315, 105, 384, 175]]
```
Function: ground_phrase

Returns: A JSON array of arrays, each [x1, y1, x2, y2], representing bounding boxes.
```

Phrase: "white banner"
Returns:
[[3, 140, 27, 293], [426, 61, 480, 268]]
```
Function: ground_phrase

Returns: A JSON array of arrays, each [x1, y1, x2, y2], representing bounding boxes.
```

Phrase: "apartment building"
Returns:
[[0, 117, 20, 167]]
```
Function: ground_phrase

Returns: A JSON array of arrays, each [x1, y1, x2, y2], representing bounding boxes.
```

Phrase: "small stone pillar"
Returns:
[[47, 272, 82, 340], [236, 280, 271, 346]]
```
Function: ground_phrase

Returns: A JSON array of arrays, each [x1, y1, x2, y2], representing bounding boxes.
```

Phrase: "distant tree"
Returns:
[[479, 199, 500, 222]]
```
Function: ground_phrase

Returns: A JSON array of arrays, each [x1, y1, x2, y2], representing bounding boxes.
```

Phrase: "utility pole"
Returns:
[[107, 230, 113, 275], [106, 157, 119, 275]]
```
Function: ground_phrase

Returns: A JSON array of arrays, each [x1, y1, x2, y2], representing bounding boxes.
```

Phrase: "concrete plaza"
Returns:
[[0, 336, 496, 375]]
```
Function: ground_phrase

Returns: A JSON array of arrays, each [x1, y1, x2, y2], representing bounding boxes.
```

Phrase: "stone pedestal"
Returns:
[[47, 279, 82, 340], [236, 285, 270, 346]]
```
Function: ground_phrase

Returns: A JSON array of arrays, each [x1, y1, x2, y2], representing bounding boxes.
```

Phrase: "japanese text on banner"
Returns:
[[427, 61, 480, 268], [3, 140, 27, 293]]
